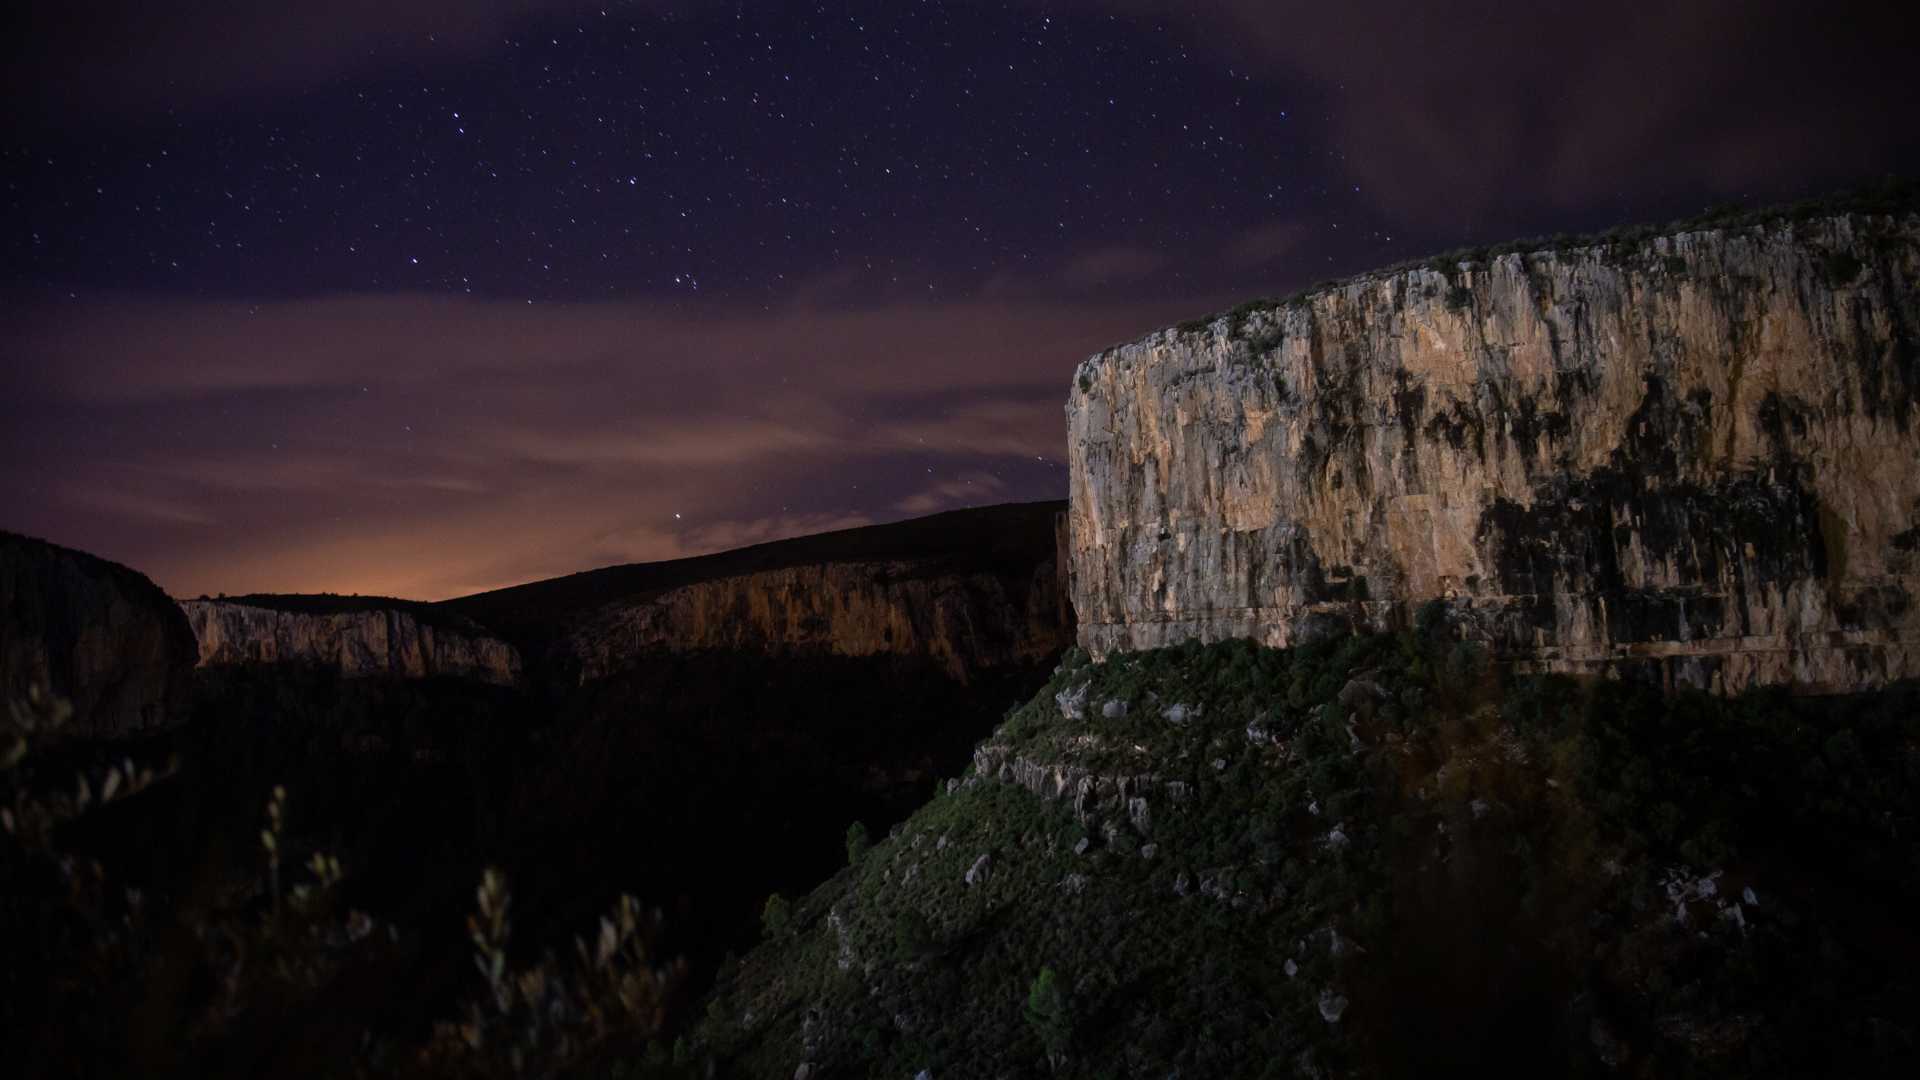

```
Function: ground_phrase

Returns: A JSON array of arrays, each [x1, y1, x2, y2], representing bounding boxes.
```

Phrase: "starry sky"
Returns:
[[4, 1, 1917, 600]]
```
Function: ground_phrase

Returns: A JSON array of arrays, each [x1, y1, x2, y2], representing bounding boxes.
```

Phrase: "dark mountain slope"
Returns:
[[693, 626, 1920, 1078]]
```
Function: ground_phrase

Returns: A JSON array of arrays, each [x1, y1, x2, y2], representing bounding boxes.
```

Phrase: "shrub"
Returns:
[[845, 820, 871, 864], [1025, 966, 1073, 1068], [760, 893, 791, 938]]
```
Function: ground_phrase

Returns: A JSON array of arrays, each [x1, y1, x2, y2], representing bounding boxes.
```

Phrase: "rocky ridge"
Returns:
[[0, 531, 198, 737], [1067, 210, 1920, 692], [558, 556, 1067, 685], [182, 599, 522, 686]]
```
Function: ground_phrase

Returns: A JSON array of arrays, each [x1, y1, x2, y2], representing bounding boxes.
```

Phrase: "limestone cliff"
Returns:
[[557, 555, 1065, 685], [1068, 210, 1920, 692], [182, 599, 522, 686], [1, 531, 198, 737], [443, 501, 1073, 687]]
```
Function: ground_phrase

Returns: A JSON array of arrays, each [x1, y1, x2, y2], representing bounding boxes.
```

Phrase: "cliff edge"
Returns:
[[1067, 208, 1920, 692], [1, 531, 198, 736], [182, 597, 522, 686], [449, 501, 1073, 686]]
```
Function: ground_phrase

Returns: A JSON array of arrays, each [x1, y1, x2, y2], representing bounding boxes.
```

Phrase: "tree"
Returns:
[[845, 820, 870, 864], [892, 909, 936, 962], [760, 893, 791, 938], [1025, 966, 1073, 1069]]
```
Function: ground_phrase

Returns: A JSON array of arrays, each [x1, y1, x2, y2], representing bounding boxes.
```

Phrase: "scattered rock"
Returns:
[[1101, 698, 1129, 719], [1055, 683, 1090, 720], [1127, 796, 1152, 833], [1284, 958, 1298, 978], [1139, 843, 1157, 860], [965, 853, 991, 887], [1318, 989, 1348, 1024]]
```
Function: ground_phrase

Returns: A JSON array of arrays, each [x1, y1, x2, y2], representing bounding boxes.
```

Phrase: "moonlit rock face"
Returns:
[[183, 601, 522, 686], [559, 557, 1069, 686], [1067, 214, 1920, 693]]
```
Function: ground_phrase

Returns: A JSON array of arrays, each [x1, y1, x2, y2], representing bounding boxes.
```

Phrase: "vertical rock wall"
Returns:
[[182, 601, 523, 686], [1067, 213, 1920, 692]]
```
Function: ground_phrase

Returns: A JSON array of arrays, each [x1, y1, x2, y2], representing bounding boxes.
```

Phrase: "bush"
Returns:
[[845, 820, 871, 864], [1025, 966, 1073, 1068], [760, 893, 791, 938]]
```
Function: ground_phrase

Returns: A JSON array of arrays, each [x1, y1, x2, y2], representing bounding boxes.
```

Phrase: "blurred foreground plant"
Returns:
[[426, 867, 687, 1076]]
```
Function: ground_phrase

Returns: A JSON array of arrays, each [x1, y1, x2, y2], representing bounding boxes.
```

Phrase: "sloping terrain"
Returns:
[[694, 621, 1920, 1077]]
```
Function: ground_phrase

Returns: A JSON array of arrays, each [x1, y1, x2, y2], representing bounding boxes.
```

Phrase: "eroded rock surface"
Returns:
[[183, 599, 522, 685], [1, 532, 197, 736], [558, 556, 1067, 684], [1068, 213, 1920, 692]]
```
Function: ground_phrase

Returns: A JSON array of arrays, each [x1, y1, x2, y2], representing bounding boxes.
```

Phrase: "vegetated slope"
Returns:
[[693, 618, 1919, 1077]]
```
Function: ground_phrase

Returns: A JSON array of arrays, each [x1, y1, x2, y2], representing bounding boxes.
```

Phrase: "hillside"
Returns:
[[1, 530, 197, 736], [692, 623, 1920, 1077]]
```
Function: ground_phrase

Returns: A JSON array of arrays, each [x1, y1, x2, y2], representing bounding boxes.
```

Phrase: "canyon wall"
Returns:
[[183, 600, 522, 686], [557, 555, 1068, 685], [1, 532, 198, 737], [1067, 212, 1920, 692]]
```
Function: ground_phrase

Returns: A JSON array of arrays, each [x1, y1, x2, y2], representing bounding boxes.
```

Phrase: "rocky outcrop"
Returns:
[[183, 600, 522, 686], [1068, 211, 1920, 692], [557, 555, 1067, 684], [1, 532, 197, 737]]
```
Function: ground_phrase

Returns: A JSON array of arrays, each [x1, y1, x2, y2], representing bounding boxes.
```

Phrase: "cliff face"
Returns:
[[1, 532, 197, 737], [558, 555, 1068, 684], [1068, 212, 1920, 692], [182, 600, 522, 686]]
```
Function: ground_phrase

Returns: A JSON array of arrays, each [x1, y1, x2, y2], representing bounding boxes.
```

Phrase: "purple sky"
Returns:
[[5, 1, 1916, 599]]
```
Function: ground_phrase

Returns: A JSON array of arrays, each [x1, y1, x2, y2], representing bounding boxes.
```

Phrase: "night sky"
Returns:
[[5, 1, 1917, 600]]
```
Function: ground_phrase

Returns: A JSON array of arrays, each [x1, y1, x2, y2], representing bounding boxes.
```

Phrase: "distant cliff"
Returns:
[[182, 598, 522, 686], [1, 531, 197, 737], [1067, 210, 1920, 692], [558, 557, 1065, 685], [449, 501, 1074, 686]]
